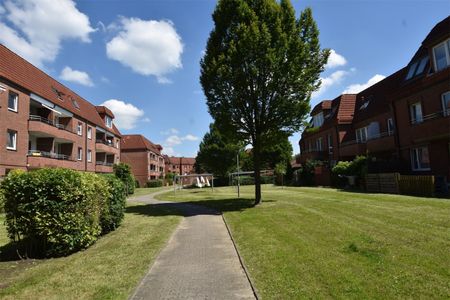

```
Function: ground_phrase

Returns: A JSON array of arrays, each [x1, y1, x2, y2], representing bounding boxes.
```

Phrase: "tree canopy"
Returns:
[[200, 0, 329, 204]]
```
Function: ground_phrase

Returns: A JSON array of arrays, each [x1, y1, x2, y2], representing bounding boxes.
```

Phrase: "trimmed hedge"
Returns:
[[113, 163, 135, 195], [146, 180, 163, 188], [0, 168, 126, 257], [233, 175, 273, 186], [101, 174, 127, 234]]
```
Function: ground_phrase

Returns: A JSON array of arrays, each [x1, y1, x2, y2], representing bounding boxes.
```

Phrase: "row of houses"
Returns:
[[297, 16, 450, 186], [0, 44, 195, 187]]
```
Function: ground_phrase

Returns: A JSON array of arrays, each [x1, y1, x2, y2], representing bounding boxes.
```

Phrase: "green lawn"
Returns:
[[132, 186, 171, 198], [0, 202, 181, 299], [157, 185, 450, 299]]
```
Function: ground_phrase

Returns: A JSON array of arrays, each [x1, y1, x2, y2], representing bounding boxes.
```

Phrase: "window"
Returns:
[[77, 147, 82, 161], [6, 130, 17, 150], [411, 146, 430, 171], [387, 118, 395, 135], [316, 137, 323, 151], [312, 112, 324, 128], [87, 150, 92, 162], [442, 91, 450, 116], [410, 102, 423, 124], [433, 39, 450, 71], [356, 127, 367, 143], [8, 92, 18, 112], [106, 116, 112, 128], [72, 98, 80, 109], [327, 134, 333, 154], [87, 127, 92, 139], [77, 123, 83, 135], [405, 57, 429, 80]]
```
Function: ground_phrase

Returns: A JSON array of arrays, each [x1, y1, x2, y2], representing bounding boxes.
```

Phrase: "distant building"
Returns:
[[0, 44, 121, 176], [121, 134, 165, 187], [164, 155, 196, 175]]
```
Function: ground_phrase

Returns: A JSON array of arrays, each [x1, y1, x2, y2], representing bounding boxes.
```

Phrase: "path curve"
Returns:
[[128, 190, 256, 300]]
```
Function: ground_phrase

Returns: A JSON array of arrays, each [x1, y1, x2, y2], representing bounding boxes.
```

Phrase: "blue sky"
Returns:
[[0, 0, 448, 157]]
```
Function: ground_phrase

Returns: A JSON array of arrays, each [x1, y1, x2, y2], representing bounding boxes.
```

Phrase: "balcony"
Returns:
[[27, 150, 82, 170], [95, 161, 114, 173], [339, 140, 367, 158], [96, 139, 118, 153], [410, 110, 450, 142], [366, 132, 396, 153], [298, 149, 328, 163], [28, 115, 76, 141]]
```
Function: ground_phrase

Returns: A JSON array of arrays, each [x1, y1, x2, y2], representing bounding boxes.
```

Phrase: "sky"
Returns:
[[0, 0, 448, 157]]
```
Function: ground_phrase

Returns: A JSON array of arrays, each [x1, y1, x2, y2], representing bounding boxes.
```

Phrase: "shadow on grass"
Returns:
[[126, 197, 266, 218]]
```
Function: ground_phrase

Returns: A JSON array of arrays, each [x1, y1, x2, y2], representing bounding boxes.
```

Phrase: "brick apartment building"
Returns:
[[298, 16, 450, 184], [0, 45, 121, 176], [120, 134, 165, 187], [164, 155, 196, 175]]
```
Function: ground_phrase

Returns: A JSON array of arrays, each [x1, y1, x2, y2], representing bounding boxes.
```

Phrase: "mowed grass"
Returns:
[[132, 186, 171, 197], [0, 201, 181, 299], [158, 185, 450, 299]]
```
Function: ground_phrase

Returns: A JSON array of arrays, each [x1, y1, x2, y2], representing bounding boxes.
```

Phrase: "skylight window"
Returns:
[[72, 98, 80, 109], [359, 100, 370, 110], [405, 57, 429, 80]]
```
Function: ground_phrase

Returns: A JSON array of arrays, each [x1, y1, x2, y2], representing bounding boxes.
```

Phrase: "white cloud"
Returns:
[[343, 74, 386, 94], [100, 76, 110, 83], [162, 134, 199, 154], [100, 99, 145, 130], [312, 70, 349, 99], [106, 17, 183, 83], [142, 117, 151, 123], [326, 49, 347, 69], [160, 128, 179, 135], [183, 134, 199, 141], [0, 5, 5, 14], [0, 0, 94, 67], [60, 66, 93, 87], [161, 147, 179, 157], [165, 135, 182, 147]]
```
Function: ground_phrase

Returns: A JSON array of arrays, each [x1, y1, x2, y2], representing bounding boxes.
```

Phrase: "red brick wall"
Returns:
[[121, 150, 149, 187]]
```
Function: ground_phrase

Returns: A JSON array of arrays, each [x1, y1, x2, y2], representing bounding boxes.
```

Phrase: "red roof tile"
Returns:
[[121, 134, 162, 154], [0, 44, 120, 136]]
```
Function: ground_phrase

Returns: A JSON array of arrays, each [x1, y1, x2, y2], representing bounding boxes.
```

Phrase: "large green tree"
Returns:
[[200, 0, 328, 204]]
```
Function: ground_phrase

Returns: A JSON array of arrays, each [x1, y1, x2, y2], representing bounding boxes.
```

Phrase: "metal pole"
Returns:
[[237, 151, 240, 198]]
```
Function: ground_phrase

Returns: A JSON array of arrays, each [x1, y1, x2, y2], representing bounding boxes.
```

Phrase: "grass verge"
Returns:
[[157, 185, 450, 299], [132, 186, 171, 198], [0, 202, 181, 299]]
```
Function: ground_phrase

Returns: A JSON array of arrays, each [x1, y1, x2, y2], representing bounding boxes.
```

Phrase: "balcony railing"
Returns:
[[29, 115, 72, 132], [28, 150, 71, 160], [96, 161, 114, 167], [340, 131, 395, 147], [96, 139, 115, 147], [411, 109, 450, 125]]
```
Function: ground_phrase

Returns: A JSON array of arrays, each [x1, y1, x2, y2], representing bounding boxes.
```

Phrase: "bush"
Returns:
[[101, 174, 126, 234], [146, 180, 163, 188], [0, 189, 4, 213], [233, 175, 273, 186], [332, 161, 352, 176], [298, 159, 322, 186], [113, 163, 135, 195], [1, 169, 109, 257]]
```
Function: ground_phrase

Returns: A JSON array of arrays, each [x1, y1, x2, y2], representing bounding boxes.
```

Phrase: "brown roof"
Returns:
[[353, 68, 407, 124], [421, 16, 450, 48], [121, 134, 163, 154], [311, 100, 332, 115], [0, 44, 120, 136], [165, 156, 196, 165], [95, 106, 115, 118]]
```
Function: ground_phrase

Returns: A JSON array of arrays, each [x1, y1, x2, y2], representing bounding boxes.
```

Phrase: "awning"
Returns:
[[31, 93, 73, 117]]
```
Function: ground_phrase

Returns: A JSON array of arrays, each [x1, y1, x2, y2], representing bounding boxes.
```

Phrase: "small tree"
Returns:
[[274, 162, 287, 187], [113, 163, 135, 195], [201, 0, 329, 204]]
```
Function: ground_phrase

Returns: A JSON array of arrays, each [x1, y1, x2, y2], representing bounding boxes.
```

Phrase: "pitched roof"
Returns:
[[165, 156, 196, 165], [352, 68, 407, 124], [0, 44, 120, 136], [96, 106, 115, 118], [121, 134, 163, 154], [311, 100, 332, 115]]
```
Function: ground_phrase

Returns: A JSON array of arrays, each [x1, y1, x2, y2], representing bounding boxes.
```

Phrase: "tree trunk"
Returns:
[[253, 142, 262, 205]]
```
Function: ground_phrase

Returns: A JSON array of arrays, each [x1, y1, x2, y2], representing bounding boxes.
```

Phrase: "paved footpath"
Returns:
[[128, 190, 256, 300]]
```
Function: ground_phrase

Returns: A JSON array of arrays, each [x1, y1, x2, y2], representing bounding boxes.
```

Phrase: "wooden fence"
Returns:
[[366, 173, 436, 197]]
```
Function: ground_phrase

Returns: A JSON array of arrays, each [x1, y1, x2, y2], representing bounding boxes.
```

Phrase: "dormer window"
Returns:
[[432, 38, 450, 72], [72, 98, 80, 109], [405, 56, 429, 80], [312, 112, 324, 127], [105, 116, 113, 128], [359, 99, 370, 110]]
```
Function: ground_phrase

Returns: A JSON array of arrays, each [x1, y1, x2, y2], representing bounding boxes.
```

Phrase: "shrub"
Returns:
[[0, 189, 4, 213], [332, 161, 352, 176], [1, 169, 109, 257], [101, 174, 126, 234], [146, 180, 163, 188], [113, 163, 135, 195], [299, 159, 322, 186]]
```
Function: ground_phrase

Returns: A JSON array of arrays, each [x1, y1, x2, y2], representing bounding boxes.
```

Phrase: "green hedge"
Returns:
[[101, 174, 127, 234], [233, 175, 273, 185], [0, 168, 126, 257], [146, 180, 163, 188], [0, 189, 4, 213], [113, 163, 135, 195]]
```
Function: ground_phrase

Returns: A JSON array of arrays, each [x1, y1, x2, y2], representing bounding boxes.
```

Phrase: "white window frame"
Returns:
[[327, 134, 333, 154], [387, 118, 395, 135], [87, 127, 92, 139], [105, 116, 112, 128], [410, 102, 423, 124], [6, 130, 17, 150], [432, 38, 450, 72], [77, 147, 83, 161], [87, 149, 92, 162], [442, 91, 450, 117], [411, 146, 431, 171], [316, 137, 323, 151], [77, 123, 83, 136], [356, 127, 368, 143], [8, 91, 18, 112]]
